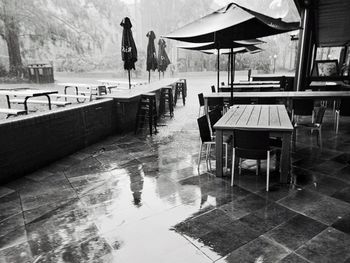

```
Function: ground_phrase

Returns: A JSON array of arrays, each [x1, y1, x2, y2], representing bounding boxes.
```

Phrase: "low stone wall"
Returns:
[[0, 99, 118, 183]]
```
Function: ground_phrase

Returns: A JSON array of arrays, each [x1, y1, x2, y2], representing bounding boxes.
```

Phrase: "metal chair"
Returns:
[[335, 98, 350, 134], [231, 130, 272, 191], [291, 98, 315, 124], [198, 93, 205, 117], [208, 107, 222, 138], [197, 115, 228, 171], [293, 106, 326, 147]]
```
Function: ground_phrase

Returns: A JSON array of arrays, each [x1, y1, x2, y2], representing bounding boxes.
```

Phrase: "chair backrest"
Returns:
[[208, 107, 222, 131], [339, 98, 350, 116], [198, 93, 205, 107], [234, 129, 270, 159], [257, 97, 279, 104], [232, 97, 253, 105], [293, 99, 314, 116], [208, 97, 224, 108], [211, 85, 216, 93], [315, 106, 326, 124], [197, 115, 212, 143]]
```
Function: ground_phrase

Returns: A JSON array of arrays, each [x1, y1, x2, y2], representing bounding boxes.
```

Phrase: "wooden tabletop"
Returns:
[[214, 104, 293, 132], [233, 81, 280, 85], [205, 91, 350, 99], [97, 80, 148, 86], [0, 89, 58, 96], [220, 84, 280, 89]]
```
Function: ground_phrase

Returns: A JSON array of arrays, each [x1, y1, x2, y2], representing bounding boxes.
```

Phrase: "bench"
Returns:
[[0, 108, 27, 118], [53, 94, 92, 102], [11, 99, 71, 107]]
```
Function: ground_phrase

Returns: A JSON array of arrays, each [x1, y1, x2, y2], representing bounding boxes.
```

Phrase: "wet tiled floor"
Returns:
[[1, 75, 350, 262]]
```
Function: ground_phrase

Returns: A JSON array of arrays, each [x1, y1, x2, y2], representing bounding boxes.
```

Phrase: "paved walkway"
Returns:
[[0, 75, 350, 262]]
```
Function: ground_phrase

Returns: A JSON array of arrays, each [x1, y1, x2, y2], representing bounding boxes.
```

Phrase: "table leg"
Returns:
[[216, 129, 223, 177], [44, 95, 52, 110], [6, 95, 11, 109], [280, 132, 292, 184], [24, 97, 29, 112]]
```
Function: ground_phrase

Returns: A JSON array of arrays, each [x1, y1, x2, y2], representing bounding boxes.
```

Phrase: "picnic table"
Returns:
[[214, 104, 293, 183], [0, 88, 58, 113], [97, 80, 148, 90], [56, 83, 102, 102]]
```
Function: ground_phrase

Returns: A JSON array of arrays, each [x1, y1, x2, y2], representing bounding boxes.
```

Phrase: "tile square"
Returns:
[[296, 227, 350, 263], [264, 214, 327, 250]]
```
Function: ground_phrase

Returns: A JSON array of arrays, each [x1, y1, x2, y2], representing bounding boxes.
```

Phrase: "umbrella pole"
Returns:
[[163, 71, 164, 78], [148, 71, 151, 83], [217, 48, 220, 91], [159, 71, 160, 80], [230, 48, 234, 106], [128, 70, 131, 89], [227, 52, 230, 85], [233, 53, 236, 82]]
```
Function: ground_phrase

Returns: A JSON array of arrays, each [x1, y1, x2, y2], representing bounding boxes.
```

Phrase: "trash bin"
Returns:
[[27, 63, 54, 83]]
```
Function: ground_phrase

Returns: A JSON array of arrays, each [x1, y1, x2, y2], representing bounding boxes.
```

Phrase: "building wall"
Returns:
[[0, 99, 118, 183]]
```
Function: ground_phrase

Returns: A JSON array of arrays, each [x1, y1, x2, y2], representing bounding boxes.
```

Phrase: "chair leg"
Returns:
[[318, 128, 322, 148], [256, 160, 261, 176], [205, 144, 210, 171], [266, 151, 270, 192], [335, 111, 340, 134], [239, 158, 242, 175], [231, 148, 235, 187], [224, 143, 228, 169], [208, 144, 212, 170], [198, 144, 203, 170]]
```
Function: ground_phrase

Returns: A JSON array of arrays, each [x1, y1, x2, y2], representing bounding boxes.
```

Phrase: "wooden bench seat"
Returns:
[[0, 108, 27, 116], [11, 99, 71, 106], [53, 94, 92, 101]]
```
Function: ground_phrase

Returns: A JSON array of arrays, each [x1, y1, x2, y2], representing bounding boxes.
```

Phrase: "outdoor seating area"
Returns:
[[1, 0, 350, 262]]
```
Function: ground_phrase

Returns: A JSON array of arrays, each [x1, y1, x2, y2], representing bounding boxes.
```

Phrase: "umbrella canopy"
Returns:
[[164, 2, 299, 44], [158, 39, 171, 73], [177, 43, 262, 54], [121, 17, 137, 70], [176, 39, 264, 51], [146, 31, 158, 71]]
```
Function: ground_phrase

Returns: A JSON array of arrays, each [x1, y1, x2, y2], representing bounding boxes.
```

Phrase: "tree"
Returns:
[[0, 0, 129, 76]]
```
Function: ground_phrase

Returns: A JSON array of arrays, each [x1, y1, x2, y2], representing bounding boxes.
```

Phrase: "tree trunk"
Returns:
[[5, 18, 23, 77]]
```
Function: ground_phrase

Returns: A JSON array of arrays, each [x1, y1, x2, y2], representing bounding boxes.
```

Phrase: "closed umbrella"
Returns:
[[158, 39, 171, 79], [146, 30, 158, 83], [120, 17, 137, 89]]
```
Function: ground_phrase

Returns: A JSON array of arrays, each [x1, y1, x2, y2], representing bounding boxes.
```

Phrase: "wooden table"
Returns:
[[214, 104, 293, 183], [204, 91, 350, 113], [309, 81, 350, 91], [0, 88, 58, 112], [219, 84, 280, 92], [234, 80, 280, 85]]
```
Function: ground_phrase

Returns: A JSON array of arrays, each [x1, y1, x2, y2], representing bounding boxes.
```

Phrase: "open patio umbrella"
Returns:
[[177, 39, 264, 88], [146, 31, 158, 83], [158, 39, 171, 79], [165, 2, 299, 104], [120, 17, 137, 89], [178, 44, 262, 84]]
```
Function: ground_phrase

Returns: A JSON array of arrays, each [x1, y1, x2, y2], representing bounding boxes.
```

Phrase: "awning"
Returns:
[[294, 0, 350, 47]]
